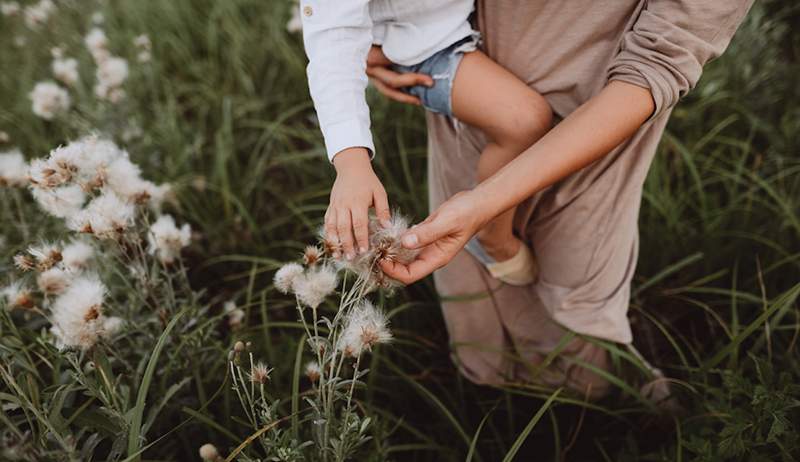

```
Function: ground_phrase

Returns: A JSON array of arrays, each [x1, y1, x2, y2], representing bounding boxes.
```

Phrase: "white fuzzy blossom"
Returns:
[[336, 299, 391, 357], [147, 214, 191, 264], [224, 300, 245, 329], [68, 191, 135, 238], [0, 131, 9, 143], [286, 0, 302, 33], [305, 361, 321, 382], [2, 281, 33, 309], [291, 264, 338, 309], [94, 56, 128, 102], [29, 81, 70, 120], [37, 267, 72, 294], [61, 240, 93, 271], [273, 262, 304, 294], [1, 1, 20, 16], [52, 56, 80, 87], [23, 0, 54, 28], [133, 34, 152, 63], [91, 11, 104, 25], [31, 184, 86, 218], [49, 276, 119, 350], [0, 149, 28, 187], [85, 27, 109, 63]]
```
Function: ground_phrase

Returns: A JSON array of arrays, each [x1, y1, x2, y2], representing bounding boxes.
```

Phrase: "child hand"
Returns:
[[326, 147, 391, 259]]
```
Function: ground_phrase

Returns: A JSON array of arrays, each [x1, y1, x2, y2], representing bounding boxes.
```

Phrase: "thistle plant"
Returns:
[[224, 213, 418, 461]]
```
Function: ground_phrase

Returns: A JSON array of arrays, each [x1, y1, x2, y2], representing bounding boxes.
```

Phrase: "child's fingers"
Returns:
[[351, 206, 369, 253], [370, 79, 422, 106], [324, 208, 340, 258], [367, 66, 433, 89], [373, 189, 391, 227], [336, 208, 356, 259]]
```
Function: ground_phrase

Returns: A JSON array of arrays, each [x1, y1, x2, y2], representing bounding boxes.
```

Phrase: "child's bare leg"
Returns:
[[451, 51, 552, 261]]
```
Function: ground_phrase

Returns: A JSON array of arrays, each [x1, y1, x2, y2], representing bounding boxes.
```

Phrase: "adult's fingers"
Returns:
[[400, 213, 451, 250], [336, 208, 356, 259], [373, 188, 391, 228], [366, 66, 434, 89], [351, 205, 370, 254], [378, 244, 448, 285], [324, 208, 340, 258], [370, 79, 421, 105]]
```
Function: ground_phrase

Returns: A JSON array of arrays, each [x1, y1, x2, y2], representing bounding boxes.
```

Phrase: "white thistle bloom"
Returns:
[[291, 264, 338, 309], [224, 300, 245, 329], [147, 214, 191, 264], [91, 11, 104, 24], [50, 276, 113, 350], [85, 27, 109, 63], [23, 0, 54, 28], [249, 362, 271, 384], [68, 191, 135, 238], [305, 361, 321, 382], [61, 240, 93, 271], [198, 444, 220, 461], [1, 281, 34, 309], [30, 81, 70, 120], [95, 56, 128, 102], [0, 149, 28, 187], [50, 46, 63, 58], [1, 2, 20, 16], [286, 0, 302, 33], [52, 57, 80, 87], [336, 299, 391, 357], [31, 185, 86, 218], [273, 262, 303, 294], [26, 242, 62, 271], [0, 130, 9, 143], [37, 267, 72, 294]]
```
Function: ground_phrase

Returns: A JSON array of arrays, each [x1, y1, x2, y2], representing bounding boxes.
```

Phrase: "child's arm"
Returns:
[[300, 1, 390, 257]]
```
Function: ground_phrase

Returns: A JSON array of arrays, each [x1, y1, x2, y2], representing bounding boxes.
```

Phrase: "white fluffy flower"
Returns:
[[273, 262, 304, 294], [37, 267, 73, 294], [305, 361, 321, 382], [291, 264, 338, 309], [134, 34, 151, 63], [91, 11, 104, 24], [336, 300, 391, 357], [61, 240, 93, 271], [31, 184, 86, 218], [198, 444, 220, 461], [2, 281, 33, 310], [147, 214, 191, 263], [30, 81, 70, 120], [286, 0, 302, 33], [96, 56, 128, 88], [0, 130, 9, 143], [0, 149, 28, 187], [50, 276, 114, 350], [52, 57, 79, 86], [224, 300, 245, 329], [23, 0, 54, 28], [85, 27, 109, 63], [1, 1, 20, 16], [68, 191, 135, 238]]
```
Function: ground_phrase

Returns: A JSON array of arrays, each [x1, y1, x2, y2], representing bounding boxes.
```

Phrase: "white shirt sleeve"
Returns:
[[301, 0, 376, 162]]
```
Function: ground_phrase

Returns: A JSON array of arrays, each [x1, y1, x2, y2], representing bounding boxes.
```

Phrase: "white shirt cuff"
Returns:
[[322, 119, 376, 162]]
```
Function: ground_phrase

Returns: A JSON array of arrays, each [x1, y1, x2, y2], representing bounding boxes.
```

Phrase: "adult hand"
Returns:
[[366, 46, 434, 106], [379, 190, 490, 284]]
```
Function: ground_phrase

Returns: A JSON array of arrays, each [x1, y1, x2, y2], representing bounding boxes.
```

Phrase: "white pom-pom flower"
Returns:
[[291, 264, 338, 309], [49, 276, 115, 350], [0, 149, 28, 187], [29, 81, 70, 120], [147, 214, 191, 264], [273, 262, 304, 294]]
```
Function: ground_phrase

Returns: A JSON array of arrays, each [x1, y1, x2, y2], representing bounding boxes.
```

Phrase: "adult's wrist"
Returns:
[[332, 147, 371, 174]]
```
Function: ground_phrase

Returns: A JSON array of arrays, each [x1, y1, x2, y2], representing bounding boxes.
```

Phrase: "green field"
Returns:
[[1, 1, 798, 461]]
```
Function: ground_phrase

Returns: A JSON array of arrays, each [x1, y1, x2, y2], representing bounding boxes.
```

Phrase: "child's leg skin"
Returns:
[[451, 51, 552, 261]]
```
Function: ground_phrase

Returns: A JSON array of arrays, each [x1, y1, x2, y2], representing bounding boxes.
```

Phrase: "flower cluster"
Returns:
[[83, 25, 130, 102], [28, 136, 173, 239], [0, 149, 28, 186], [323, 212, 419, 293], [51, 47, 79, 87], [29, 81, 70, 120], [23, 0, 54, 29], [134, 34, 152, 63]]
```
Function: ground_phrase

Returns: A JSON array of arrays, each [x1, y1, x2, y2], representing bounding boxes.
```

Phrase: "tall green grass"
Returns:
[[1, 0, 798, 460]]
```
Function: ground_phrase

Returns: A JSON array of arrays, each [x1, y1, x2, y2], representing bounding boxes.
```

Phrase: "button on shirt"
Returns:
[[300, 0, 475, 161]]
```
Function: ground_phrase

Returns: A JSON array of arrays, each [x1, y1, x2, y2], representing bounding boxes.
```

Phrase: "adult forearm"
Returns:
[[472, 80, 655, 224]]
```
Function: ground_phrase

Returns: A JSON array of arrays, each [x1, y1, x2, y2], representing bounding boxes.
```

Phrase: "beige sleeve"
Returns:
[[608, 0, 754, 118]]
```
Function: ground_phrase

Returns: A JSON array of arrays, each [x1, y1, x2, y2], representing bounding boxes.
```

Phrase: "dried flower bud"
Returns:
[[199, 443, 221, 461], [303, 245, 322, 266], [233, 341, 245, 353], [250, 362, 271, 384]]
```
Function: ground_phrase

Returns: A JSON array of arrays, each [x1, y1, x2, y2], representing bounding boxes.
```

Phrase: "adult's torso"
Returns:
[[476, 0, 643, 118]]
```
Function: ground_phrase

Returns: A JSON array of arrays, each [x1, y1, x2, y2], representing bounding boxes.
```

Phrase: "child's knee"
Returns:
[[500, 93, 552, 150]]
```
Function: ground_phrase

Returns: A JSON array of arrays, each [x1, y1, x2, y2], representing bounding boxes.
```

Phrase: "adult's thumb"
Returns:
[[401, 218, 446, 249]]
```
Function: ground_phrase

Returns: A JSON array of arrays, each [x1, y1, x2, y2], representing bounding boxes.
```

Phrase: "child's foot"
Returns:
[[465, 233, 538, 286]]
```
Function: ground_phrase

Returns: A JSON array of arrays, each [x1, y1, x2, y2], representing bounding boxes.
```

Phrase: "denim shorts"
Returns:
[[392, 34, 479, 117]]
